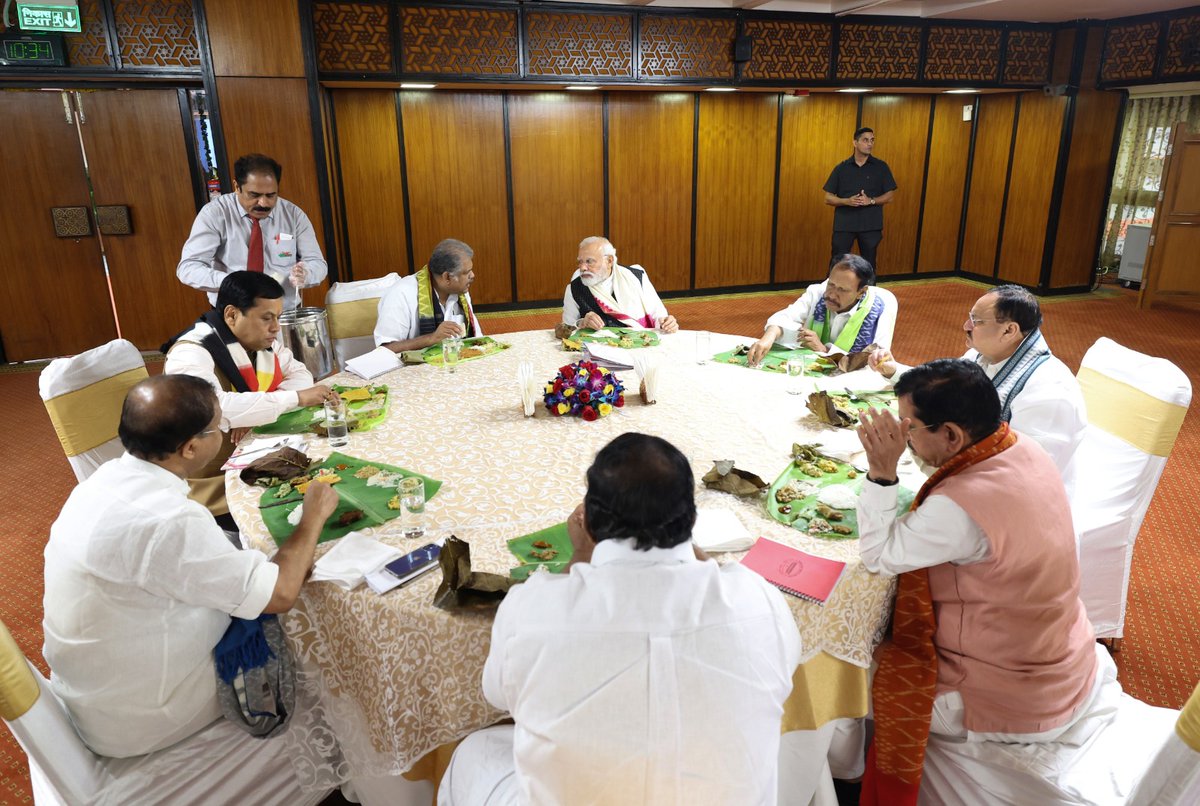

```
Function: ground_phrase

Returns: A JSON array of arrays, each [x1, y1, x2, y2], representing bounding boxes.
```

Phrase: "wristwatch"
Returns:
[[867, 474, 898, 486], [870, 197, 876, 205]]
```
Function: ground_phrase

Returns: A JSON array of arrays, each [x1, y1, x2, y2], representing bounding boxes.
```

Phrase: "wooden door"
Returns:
[[78, 89, 209, 349], [1140, 123, 1200, 309], [0, 90, 116, 361]]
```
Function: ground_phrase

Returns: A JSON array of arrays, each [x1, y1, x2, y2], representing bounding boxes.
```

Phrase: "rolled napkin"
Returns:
[[518, 361, 538, 416], [692, 508, 754, 553], [632, 352, 661, 404], [310, 532, 404, 590]]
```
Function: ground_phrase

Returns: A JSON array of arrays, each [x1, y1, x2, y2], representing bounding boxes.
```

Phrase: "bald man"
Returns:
[[43, 374, 337, 758]]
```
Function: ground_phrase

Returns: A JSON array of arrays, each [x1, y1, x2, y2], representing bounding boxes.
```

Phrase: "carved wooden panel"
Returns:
[[525, 12, 632, 77], [1002, 28, 1053, 84], [313, 1, 392, 73], [64, 0, 111, 67], [1162, 14, 1200, 77], [923, 26, 1001, 82], [638, 16, 735, 80], [741, 19, 831, 81], [113, 0, 199, 69], [1101, 21, 1160, 84], [401, 6, 519, 76], [837, 23, 920, 81]]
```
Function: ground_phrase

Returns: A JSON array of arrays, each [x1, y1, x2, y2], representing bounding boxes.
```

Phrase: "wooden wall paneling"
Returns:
[[312, 1, 392, 74], [861, 95, 931, 276], [1050, 89, 1123, 288], [400, 6, 520, 77], [508, 93, 604, 302], [960, 94, 1016, 278], [80, 89, 211, 349], [217, 77, 327, 294], [1002, 29, 1055, 85], [401, 91, 512, 305], [775, 94, 859, 284], [997, 93, 1067, 287], [918, 98, 973, 273], [203, 0, 305, 77], [1051, 27, 1077, 85], [694, 93, 778, 289], [0, 91, 115, 361], [329, 90, 407, 281], [112, 0, 200, 69], [607, 92, 694, 293]]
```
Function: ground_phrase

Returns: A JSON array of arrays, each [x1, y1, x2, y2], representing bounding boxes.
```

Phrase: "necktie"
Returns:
[[247, 218, 264, 273]]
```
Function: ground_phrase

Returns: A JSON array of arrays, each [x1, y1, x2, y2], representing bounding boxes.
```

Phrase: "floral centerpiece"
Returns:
[[544, 361, 625, 421]]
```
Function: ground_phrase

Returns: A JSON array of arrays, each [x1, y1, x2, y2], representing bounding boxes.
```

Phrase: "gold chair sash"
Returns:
[[1077, 366, 1188, 457], [327, 297, 381, 340], [1177, 681, 1200, 753], [43, 367, 148, 457], [0, 619, 40, 722], [781, 652, 870, 732]]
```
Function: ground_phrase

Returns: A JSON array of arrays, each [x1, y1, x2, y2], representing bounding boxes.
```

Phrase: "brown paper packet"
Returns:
[[701, 462, 768, 496], [807, 390, 857, 428], [432, 536, 516, 612], [239, 447, 314, 487]]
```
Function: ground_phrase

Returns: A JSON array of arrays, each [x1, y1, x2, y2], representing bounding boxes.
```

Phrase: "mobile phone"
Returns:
[[384, 542, 441, 583]]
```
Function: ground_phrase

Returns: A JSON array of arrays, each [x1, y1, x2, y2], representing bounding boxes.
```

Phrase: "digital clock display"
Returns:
[[0, 33, 66, 67]]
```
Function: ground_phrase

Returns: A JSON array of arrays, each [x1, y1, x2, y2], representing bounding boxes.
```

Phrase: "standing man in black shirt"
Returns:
[[822, 127, 897, 272]]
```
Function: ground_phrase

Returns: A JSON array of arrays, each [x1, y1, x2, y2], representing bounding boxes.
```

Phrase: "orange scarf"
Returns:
[[861, 422, 1017, 806]]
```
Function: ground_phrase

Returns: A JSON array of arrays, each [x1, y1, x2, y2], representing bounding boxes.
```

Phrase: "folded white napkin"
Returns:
[[631, 353, 661, 403], [692, 508, 754, 553], [518, 361, 538, 416], [346, 346, 402, 380], [310, 532, 404, 591], [812, 427, 868, 463]]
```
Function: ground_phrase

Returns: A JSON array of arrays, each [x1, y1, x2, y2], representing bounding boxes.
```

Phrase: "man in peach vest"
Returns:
[[853, 358, 1106, 805]]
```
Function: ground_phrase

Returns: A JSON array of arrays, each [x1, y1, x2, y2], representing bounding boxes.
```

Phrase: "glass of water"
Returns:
[[441, 336, 463, 373], [323, 397, 349, 447], [786, 358, 807, 396], [399, 476, 426, 538], [695, 331, 711, 365]]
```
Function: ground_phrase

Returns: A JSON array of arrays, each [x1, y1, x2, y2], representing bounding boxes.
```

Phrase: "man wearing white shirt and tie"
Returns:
[[178, 153, 328, 310]]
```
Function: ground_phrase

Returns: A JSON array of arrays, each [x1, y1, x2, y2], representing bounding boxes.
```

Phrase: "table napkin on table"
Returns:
[[692, 508, 753, 553], [310, 532, 403, 591], [517, 361, 539, 416], [631, 352, 661, 404], [812, 428, 868, 463]]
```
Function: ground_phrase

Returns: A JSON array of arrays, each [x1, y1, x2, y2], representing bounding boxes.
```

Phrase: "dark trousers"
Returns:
[[831, 230, 883, 272]]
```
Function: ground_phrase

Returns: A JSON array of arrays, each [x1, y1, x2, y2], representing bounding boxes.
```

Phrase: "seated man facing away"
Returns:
[[870, 284, 1085, 497], [855, 359, 1108, 804], [747, 254, 897, 365], [42, 375, 338, 758], [440, 433, 801, 805], [562, 236, 679, 332], [163, 271, 334, 522], [375, 238, 482, 352]]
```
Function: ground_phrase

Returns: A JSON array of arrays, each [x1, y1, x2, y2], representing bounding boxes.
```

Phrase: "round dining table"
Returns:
[[229, 328, 912, 790]]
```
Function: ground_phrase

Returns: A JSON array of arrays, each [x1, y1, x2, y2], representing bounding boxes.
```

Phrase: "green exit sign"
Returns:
[[16, 2, 82, 34]]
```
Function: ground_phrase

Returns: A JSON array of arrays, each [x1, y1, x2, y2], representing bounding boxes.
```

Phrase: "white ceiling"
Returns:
[[537, 0, 1196, 24]]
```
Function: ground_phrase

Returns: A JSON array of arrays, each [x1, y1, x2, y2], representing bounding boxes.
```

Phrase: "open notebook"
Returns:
[[740, 538, 847, 605]]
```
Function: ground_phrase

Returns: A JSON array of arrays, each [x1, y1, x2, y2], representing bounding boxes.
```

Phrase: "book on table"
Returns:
[[740, 537, 847, 605]]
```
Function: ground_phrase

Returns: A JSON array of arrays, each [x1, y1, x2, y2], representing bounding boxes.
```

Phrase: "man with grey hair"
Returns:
[[375, 238, 482, 352], [562, 236, 678, 332]]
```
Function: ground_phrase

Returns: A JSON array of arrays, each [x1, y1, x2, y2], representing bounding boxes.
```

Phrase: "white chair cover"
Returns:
[[38, 339, 147, 482], [920, 645, 1178, 805], [1126, 681, 1200, 806], [1071, 337, 1191, 638], [326, 273, 401, 370]]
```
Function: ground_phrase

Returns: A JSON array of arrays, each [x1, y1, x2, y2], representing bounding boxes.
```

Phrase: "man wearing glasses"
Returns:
[[869, 285, 1086, 496], [562, 236, 678, 332]]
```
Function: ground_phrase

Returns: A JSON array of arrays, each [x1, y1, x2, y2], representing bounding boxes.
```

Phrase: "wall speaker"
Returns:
[[734, 35, 752, 63]]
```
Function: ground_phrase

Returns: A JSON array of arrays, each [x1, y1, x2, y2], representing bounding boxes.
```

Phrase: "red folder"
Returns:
[[740, 537, 847, 605]]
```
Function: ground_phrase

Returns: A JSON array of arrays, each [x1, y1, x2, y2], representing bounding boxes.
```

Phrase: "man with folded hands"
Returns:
[[868, 284, 1085, 496], [43, 374, 337, 757], [439, 432, 801, 805], [562, 236, 679, 333], [163, 271, 335, 523], [854, 359, 1110, 804], [375, 238, 482, 352], [746, 253, 897, 365]]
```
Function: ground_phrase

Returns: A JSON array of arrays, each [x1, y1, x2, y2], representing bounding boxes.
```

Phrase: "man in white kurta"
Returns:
[[440, 434, 801, 805], [375, 238, 482, 352], [747, 254, 897, 365], [562, 236, 678, 332], [42, 374, 336, 757], [870, 285, 1085, 498]]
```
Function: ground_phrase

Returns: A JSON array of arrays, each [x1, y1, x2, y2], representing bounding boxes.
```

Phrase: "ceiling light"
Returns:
[[565, 85, 600, 91], [400, 83, 436, 89], [705, 87, 736, 92], [944, 89, 979, 94], [837, 88, 871, 93]]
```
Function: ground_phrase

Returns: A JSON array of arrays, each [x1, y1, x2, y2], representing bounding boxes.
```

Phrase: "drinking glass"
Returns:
[[441, 336, 463, 373], [399, 476, 426, 538], [323, 397, 349, 448], [786, 358, 807, 396], [695, 331, 711, 365]]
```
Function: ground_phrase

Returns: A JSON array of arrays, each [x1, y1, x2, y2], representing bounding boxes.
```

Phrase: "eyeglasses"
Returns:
[[199, 417, 233, 437], [908, 422, 941, 432], [966, 312, 992, 327]]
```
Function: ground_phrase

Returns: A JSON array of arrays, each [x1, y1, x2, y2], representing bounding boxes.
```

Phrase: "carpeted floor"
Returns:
[[1, 278, 1195, 803]]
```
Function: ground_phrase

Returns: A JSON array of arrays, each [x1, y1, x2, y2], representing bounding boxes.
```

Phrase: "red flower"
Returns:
[[579, 389, 591, 403], [614, 395, 625, 408], [561, 366, 576, 381], [581, 406, 598, 421], [553, 378, 564, 392]]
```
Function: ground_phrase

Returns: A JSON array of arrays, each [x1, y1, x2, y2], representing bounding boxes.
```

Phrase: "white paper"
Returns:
[[692, 508, 754, 553], [582, 342, 635, 371], [364, 536, 446, 594], [221, 435, 308, 471], [346, 346, 402, 380], [589, 329, 618, 340], [311, 531, 404, 591]]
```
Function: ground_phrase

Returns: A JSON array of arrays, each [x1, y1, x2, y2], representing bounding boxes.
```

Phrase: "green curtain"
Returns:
[[1099, 95, 1200, 271]]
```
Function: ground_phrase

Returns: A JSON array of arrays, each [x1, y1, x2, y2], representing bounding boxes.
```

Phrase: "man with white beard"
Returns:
[[561, 236, 678, 332]]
